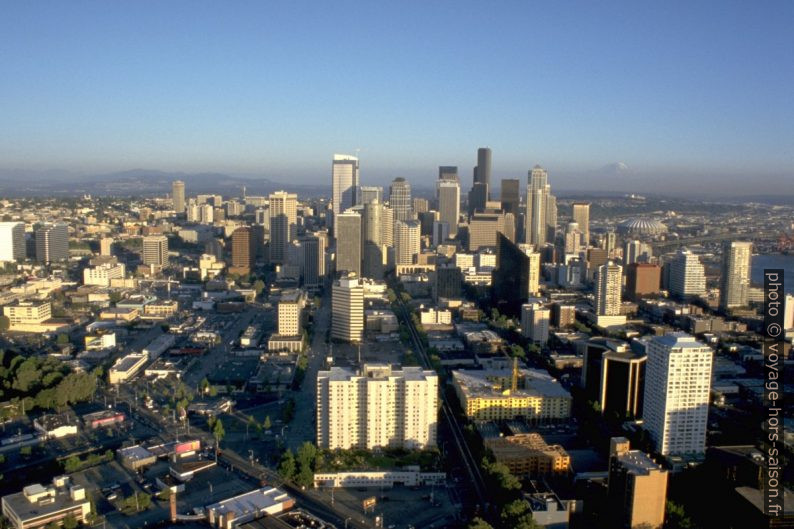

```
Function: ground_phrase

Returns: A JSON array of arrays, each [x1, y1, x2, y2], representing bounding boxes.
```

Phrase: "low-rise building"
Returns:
[[83, 409, 125, 429], [108, 353, 148, 384], [33, 414, 78, 439], [83, 262, 126, 287], [452, 364, 572, 422], [1, 476, 91, 529], [313, 467, 446, 488], [206, 487, 295, 529], [485, 433, 571, 477], [117, 445, 157, 470], [143, 299, 179, 319]]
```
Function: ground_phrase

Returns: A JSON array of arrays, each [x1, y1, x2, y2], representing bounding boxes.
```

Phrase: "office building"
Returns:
[[335, 210, 362, 276], [1, 476, 91, 529], [316, 364, 438, 450], [381, 205, 394, 248], [0, 222, 25, 262], [525, 165, 551, 246], [419, 211, 439, 237], [643, 333, 712, 456], [491, 234, 541, 316], [625, 263, 661, 299], [395, 220, 421, 266], [389, 178, 413, 221], [206, 487, 294, 529], [269, 191, 297, 264], [332, 154, 359, 216], [331, 274, 364, 342], [437, 179, 460, 238], [668, 249, 706, 299], [230, 227, 255, 275], [35, 223, 68, 263], [500, 178, 520, 215], [4, 301, 52, 329], [359, 185, 383, 205], [623, 240, 653, 265], [475, 147, 492, 191], [412, 197, 429, 214], [545, 194, 557, 243], [564, 222, 584, 254], [595, 261, 623, 316], [551, 303, 576, 328], [277, 290, 303, 336], [172, 180, 185, 214], [361, 200, 383, 279], [571, 202, 590, 246], [607, 438, 668, 529], [99, 237, 113, 256], [719, 241, 752, 310], [299, 231, 326, 288], [438, 166, 458, 181], [468, 182, 489, 216], [522, 301, 550, 344], [485, 433, 570, 477], [434, 264, 463, 301], [582, 338, 645, 419], [83, 262, 126, 287], [432, 220, 450, 247], [468, 211, 505, 251], [142, 235, 168, 267]]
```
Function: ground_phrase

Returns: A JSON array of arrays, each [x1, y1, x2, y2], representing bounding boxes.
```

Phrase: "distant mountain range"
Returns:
[[0, 169, 330, 198]]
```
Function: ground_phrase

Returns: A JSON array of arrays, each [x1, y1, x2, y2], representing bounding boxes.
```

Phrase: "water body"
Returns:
[[751, 254, 794, 295]]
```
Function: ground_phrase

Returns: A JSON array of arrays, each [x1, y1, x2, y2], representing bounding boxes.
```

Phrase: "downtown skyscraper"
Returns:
[[268, 191, 297, 264], [331, 154, 360, 217], [437, 178, 460, 239], [389, 177, 413, 221], [525, 165, 553, 247], [171, 180, 186, 214]]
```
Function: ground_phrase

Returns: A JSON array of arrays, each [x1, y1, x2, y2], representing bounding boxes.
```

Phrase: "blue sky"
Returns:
[[1, 1, 792, 192]]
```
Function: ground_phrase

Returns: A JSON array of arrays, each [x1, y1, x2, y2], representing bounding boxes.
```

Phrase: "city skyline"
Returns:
[[1, 2, 792, 196]]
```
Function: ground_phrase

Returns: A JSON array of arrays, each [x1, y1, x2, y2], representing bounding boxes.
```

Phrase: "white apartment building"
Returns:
[[668, 249, 706, 298], [83, 262, 126, 286], [0, 222, 25, 262], [642, 333, 713, 456], [395, 220, 421, 266], [316, 364, 438, 450], [595, 261, 623, 316], [35, 223, 68, 263], [332, 274, 364, 342], [521, 301, 550, 344]]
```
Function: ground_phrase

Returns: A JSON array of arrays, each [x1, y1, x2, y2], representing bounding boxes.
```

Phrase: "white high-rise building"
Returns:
[[668, 249, 706, 298], [0, 222, 25, 262], [359, 186, 382, 205], [525, 165, 550, 246], [83, 262, 126, 287], [571, 202, 590, 246], [172, 180, 186, 214], [269, 191, 298, 264], [719, 241, 752, 310], [35, 223, 69, 263], [142, 235, 168, 267], [332, 154, 360, 216], [437, 180, 460, 238], [395, 220, 421, 266], [316, 364, 438, 450], [596, 261, 623, 316], [332, 274, 364, 342], [521, 301, 550, 344], [643, 333, 712, 456]]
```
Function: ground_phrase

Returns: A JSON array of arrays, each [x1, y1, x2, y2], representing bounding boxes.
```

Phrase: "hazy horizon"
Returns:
[[1, 2, 792, 196]]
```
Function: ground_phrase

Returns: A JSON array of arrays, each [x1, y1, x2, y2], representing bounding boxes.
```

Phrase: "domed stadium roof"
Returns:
[[617, 217, 668, 236]]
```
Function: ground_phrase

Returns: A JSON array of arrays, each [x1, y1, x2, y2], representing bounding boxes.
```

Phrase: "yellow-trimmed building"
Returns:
[[451, 366, 571, 422]]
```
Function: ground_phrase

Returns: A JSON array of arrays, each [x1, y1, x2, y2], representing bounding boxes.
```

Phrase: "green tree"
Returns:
[[62, 514, 78, 529], [278, 449, 296, 480], [467, 518, 494, 529], [253, 279, 265, 295], [664, 500, 695, 529], [509, 344, 526, 359], [500, 499, 539, 529], [56, 333, 69, 346], [263, 415, 272, 430], [0, 315, 9, 332]]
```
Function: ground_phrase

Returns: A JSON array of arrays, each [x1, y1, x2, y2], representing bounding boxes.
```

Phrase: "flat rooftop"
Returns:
[[615, 450, 665, 475], [206, 487, 292, 517], [452, 368, 571, 400], [2, 486, 87, 521]]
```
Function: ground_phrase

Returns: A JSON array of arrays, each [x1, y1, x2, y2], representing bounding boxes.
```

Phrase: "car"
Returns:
[[106, 492, 118, 501]]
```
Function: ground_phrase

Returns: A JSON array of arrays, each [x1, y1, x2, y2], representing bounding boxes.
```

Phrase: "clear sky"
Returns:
[[1, 1, 792, 193]]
